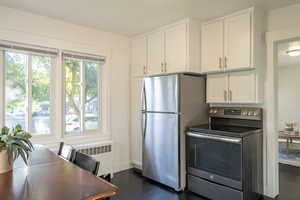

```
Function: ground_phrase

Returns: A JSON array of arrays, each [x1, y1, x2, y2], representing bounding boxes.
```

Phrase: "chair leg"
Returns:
[[100, 174, 111, 182], [107, 174, 111, 182]]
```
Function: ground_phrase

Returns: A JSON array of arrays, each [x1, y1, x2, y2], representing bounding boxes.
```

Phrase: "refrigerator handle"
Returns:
[[142, 80, 147, 139], [142, 80, 147, 111], [142, 113, 147, 140]]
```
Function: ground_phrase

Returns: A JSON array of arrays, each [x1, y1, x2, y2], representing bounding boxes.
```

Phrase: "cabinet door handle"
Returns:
[[164, 62, 167, 72], [229, 90, 232, 101], [224, 90, 227, 102], [219, 57, 222, 69], [224, 57, 228, 69]]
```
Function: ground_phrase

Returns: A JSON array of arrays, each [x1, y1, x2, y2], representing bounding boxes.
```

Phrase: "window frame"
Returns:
[[0, 49, 4, 129], [0, 48, 56, 137], [62, 56, 102, 136], [0, 41, 108, 142]]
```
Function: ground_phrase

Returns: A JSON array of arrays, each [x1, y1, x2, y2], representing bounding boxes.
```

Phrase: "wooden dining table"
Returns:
[[0, 146, 118, 200]]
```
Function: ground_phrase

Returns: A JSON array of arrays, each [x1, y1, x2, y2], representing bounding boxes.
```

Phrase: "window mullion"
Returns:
[[27, 55, 32, 133], [0, 50, 4, 128], [80, 60, 85, 133]]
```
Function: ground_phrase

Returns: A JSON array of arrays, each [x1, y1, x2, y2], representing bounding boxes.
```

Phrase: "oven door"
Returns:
[[187, 132, 243, 190]]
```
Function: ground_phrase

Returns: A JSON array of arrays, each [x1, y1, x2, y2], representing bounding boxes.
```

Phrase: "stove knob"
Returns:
[[242, 111, 247, 116], [248, 111, 254, 116], [213, 110, 218, 114], [253, 111, 259, 116], [209, 109, 214, 114]]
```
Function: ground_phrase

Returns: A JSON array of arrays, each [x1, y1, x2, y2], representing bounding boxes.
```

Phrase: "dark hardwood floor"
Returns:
[[279, 163, 300, 200], [111, 164, 300, 200], [111, 169, 207, 200]]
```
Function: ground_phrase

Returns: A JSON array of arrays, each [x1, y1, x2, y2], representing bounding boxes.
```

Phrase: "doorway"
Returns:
[[276, 38, 300, 167], [270, 35, 300, 200], [265, 29, 300, 199]]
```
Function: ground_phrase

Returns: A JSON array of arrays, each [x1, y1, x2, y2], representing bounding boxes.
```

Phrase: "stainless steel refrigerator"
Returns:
[[142, 73, 208, 191]]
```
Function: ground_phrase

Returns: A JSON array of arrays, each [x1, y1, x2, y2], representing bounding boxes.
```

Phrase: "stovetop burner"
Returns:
[[188, 107, 263, 138], [189, 124, 262, 138]]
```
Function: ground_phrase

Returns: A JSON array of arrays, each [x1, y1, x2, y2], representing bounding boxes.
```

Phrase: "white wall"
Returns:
[[277, 65, 300, 130], [268, 3, 300, 32], [0, 5, 131, 172], [265, 4, 300, 197]]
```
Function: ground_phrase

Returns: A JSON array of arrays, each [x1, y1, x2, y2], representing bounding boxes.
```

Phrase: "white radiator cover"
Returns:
[[75, 142, 114, 176]]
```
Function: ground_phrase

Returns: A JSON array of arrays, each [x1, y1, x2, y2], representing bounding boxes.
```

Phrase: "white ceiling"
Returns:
[[1, 0, 300, 36]]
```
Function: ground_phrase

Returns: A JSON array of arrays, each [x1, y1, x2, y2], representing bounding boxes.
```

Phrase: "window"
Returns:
[[3, 50, 54, 135], [63, 54, 102, 135], [0, 41, 105, 139]]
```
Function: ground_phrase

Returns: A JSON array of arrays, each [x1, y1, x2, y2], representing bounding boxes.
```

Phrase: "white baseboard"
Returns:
[[131, 162, 142, 170], [115, 161, 132, 173]]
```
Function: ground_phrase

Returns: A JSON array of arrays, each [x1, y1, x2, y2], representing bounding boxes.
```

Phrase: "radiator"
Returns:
[[75, 142, 114, 176]]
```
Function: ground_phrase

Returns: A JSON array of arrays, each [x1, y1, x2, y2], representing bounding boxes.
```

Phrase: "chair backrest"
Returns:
[[58, 142, 75, 161], [72, 151, 100, 175]]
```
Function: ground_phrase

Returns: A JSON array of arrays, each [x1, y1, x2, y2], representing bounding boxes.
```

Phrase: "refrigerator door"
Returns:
[[143, 112, 180, 190], [144, 75, 178, 113]]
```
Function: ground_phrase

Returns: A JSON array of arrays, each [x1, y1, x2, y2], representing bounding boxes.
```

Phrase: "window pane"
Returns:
[[32, 55, 51, 135], [65, 58, 81, 133], [84, 61, 99, 130], [5, 52, 27, 130]]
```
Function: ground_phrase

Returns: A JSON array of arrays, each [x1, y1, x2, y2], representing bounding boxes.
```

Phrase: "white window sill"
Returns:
[[31, 132, 112, 150]]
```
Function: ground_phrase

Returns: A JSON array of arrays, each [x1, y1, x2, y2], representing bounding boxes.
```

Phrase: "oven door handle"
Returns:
[[187, 132, 242, 144]]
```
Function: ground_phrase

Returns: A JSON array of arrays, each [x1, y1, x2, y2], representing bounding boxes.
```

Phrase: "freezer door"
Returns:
[[142, 112, 180, 189], [144, 75, 178, 113]]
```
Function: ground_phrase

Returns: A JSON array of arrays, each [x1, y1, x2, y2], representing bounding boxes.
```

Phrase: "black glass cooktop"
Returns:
[[188, 124, 262, 138]]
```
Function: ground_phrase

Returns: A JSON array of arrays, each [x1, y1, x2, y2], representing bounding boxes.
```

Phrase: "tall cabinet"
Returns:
[[130, 78, 143, 168]]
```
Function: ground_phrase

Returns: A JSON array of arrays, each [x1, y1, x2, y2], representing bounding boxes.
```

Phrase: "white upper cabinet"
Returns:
[[147, 31, 165, 75], [201, 19, 224, 73], [228, 71, 256, 103], [224, 11, 251, 70], [165, 23, 187, 73], [207, 74, 228, 103], [131, 37, 147, 77], [207, 71, 258, 104], [201, 7, 264, 74], [131, 19, 200, 76]]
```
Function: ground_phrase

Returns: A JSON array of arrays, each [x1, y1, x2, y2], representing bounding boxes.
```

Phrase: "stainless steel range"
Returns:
[[187, 107, 263, 200]]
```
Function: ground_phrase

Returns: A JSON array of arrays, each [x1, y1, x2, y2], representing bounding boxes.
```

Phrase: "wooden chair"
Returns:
[[57, 142, 75, 161], [72, 151, 100, 176]]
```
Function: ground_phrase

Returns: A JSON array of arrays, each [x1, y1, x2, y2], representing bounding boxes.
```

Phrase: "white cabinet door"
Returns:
[[224, 11, 251, 70], [147, 31, 165, 75], [228, 71, 256, 103], [207, 74, 228, 103], [165, 23, 187, 73], [131, 78, 143, 167], [131, 37, 147, 77], [201, 19, 224, 73]]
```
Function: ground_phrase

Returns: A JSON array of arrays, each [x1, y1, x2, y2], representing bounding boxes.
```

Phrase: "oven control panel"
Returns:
[[209, 107, 262, 120]]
